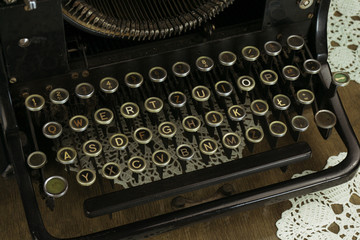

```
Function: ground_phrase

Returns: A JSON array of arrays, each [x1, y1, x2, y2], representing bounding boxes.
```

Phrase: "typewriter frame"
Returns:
[[0, 0, 360, 239]]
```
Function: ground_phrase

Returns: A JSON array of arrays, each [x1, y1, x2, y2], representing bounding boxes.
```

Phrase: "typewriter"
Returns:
[[0, 0, 359, 239]]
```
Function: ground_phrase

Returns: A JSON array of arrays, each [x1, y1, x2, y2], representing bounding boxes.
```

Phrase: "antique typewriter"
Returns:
[[0, 0, 359, 239]]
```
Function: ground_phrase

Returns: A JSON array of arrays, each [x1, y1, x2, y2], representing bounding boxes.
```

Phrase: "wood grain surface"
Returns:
[[0, 82, 359, 240]]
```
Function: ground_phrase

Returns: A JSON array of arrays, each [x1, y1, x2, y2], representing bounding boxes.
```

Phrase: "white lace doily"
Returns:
[[327, 0, 360, 83]]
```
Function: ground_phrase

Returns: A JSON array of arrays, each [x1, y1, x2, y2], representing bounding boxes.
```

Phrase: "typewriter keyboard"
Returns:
[[22, 35, 344, 216]]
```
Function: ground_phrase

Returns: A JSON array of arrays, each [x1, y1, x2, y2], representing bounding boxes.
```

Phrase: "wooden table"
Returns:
[[1, 82, 359, 240]]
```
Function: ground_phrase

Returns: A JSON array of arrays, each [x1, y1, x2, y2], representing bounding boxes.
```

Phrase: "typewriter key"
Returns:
[[176, 144, 195, 161], [250, 99, 269, 116], [222, 133, 241, 149], [144, 97, 163, 113], [282, 65, 300, 81], [303, 59, 321, 75], [205, 111, 223, 127], [215, 81, 233, 97], [287, 35, 305, 50], [109, 133, 128, 150], [314, 110, 337, 129], [237, 76, 256, 92], [43, 176, 68, 198], [199, 138, 218, 155], [99, 77, 119, 93], [332, 72, 350, 87], [120, 102, 140, 118], [27, 151, 47, 169], [264, 41, 282, 57], [102, 162, 121, 179], [196, 56, 214, 72], [69, 115, 89, 132], [245, 127, 264, 143], [182, 116, 201, 132], [273, 94, 291, 111], [134, 127, 153, 144], [94, 108, 114, 125], [42, 121, 62, 139], [76, 169, 96, 186], [152, 150, 171, 167], [269, 121, 287, 137], [49, 88, 69, 104], [124, 72, 144, 88], [57, 147, 77, 165], [25, 94, 45, 112], [242, 46, 260, 61], [218, 51, 237, 67], [128, 156, 146, 173], [172, 62, 191, 77], [83, 140, 102, 157], [291, 115, 309, 132], [260, 70, 278, 86], [228, 105, 246, 121], [75, 82, 95, 99], [296, 89, 314, 105], [149, 66, 167, 83], [158, 122, 177, 138], [168, 91, 187, 108], [192, 86, 211, 102]]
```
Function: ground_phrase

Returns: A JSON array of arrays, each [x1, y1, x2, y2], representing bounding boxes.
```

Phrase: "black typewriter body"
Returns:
[[0, 0, 359, 239]]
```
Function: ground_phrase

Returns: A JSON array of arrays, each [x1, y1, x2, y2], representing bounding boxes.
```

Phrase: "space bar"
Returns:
[[84, 142, 311, 218]]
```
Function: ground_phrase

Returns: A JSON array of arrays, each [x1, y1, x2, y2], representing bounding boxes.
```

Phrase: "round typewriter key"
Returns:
[[172, 62, 191, 78], [43, 176, 68, 198], [250, 99, 269, 116], [168, 91, 187, 108], [245, 127, 264, 143], [199, 138, 218, 155], [218, 51, 237, 67], [124, 72, 144, 88], [182, 116, 201, 132], [332, 72, 351, 87], [42, 121, 62, 139], [57, 147, 77, 165], [149, 66, 167, 83], [25, 94, 45, 112], [158, 122, 177, 138], [215, 81, 233, 97], [49, 88, 69, 104], [205, 111, 224, 127], [264, 41, 282, 56], [109, 133, 128, 150], [196, 56, 214, 72], [287, 35, 305, 50], [94, 108, 114, 125], [102, 162, 121, 179], [260, 70, 278, 86], [27, 151, 47, 169], [237, 76, 255, 92], [291, 115, 309, 132], [273, 94, 291, 111], [314, 110, 337, 129], [99, 77, 119, 93], [134, 127, 153, 144], [69, 115, 89, 132], [228, 105, 246, 121], [128, 156, 146, 173], [269, 121, 287, 137], [152, 150, 171, 167], [296, 89, 315, 105], [76, 168, 96, 186], [222, 133, 241, 149], [120, 102, 140, 119], [83, 140, 102, 157], [144, 97, 163, 113], [176, 144, 195, 161], [303, 59, 321, 75], [283, 65, 300, 81], [192, 86, 211, 102], [242, 46, 260, 61], [75, 82, 94, 99]]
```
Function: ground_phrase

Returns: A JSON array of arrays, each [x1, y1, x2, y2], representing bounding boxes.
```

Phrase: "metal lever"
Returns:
[[24, 0, 36, 11]]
